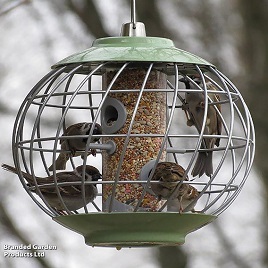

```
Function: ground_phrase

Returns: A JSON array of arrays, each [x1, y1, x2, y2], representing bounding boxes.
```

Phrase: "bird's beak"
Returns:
[[92, 174, 102, 181], [179, 77, 188, 83]]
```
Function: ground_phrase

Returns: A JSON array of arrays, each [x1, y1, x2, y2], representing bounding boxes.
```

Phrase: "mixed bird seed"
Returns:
[[102, 68, 167, 211]]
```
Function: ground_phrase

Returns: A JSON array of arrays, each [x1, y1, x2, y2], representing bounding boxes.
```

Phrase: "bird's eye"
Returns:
[[196, 102, 205, 113], [93, 126, 101, 134]]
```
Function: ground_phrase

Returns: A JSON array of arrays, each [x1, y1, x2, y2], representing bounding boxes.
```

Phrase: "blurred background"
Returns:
[[0, 0, 266, 267]]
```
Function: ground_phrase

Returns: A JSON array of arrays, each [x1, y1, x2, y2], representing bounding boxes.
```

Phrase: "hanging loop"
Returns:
[[120, 0, 146, 36]]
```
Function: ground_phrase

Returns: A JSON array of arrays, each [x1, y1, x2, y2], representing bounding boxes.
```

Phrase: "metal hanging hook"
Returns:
[[120, 0, 146, 36]]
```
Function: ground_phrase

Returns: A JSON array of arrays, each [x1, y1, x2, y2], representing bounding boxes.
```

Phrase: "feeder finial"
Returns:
[[120, 0, 146, 37]]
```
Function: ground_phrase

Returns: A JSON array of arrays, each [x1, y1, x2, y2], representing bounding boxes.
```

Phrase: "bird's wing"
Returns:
[[59, 122, 85, 144], [38, 172, 84, 196], [170, 164, 187, 180], [160, 162, 188, 181]]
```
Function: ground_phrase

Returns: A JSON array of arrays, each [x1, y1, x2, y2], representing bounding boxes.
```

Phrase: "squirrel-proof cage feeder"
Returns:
[[5, 0, 255, 248]]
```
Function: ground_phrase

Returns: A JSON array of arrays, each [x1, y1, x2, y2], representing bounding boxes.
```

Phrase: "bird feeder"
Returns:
[[6, 0, 255, 248]]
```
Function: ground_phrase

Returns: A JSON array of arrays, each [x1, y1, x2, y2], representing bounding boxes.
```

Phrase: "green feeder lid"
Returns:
[[52, 37, 213, 68], [54, 212, 216, 248]]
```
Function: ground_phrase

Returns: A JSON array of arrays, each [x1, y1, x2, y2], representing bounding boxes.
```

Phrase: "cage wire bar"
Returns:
[[11, 60, 255, 218], [4, 0, 255, 247]]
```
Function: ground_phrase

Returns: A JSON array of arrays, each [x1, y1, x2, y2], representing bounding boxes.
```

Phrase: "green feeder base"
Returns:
[[53, 212, 216, 248]]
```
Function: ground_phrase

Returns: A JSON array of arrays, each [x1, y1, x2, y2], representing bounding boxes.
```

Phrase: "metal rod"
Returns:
[[16, 133, 252, 145], [131, 0, 136, 28], [29, 181, 239, 191]]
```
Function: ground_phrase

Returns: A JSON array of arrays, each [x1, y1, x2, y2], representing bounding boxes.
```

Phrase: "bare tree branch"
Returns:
[[0, 0, 31, 16], [135, 0, 174, 38], [237, 1, 268, 266], [0, 100, 60, 129], [213, 221, 252, 268], [0, 201, 54, 268], [25, 2, 57, 64], [66, 0, 110, 38], [155, 246, 188, 268]]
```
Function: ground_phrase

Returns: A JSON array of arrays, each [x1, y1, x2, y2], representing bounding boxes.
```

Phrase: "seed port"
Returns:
[[101, 97, 127, 134]]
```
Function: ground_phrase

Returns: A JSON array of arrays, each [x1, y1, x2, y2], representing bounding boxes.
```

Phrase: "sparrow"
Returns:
[[180, 76, 222, 177], [167, 184, 199, 213], [2, 164, 102, 213], [150, 162, 189, 201], [48, 122, 102, 171]]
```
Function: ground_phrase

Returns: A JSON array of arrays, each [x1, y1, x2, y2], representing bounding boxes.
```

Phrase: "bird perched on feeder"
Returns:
[[166, 184, 199, 213], [150, 162, 198, 213], [49, 122, 102, 171], [150, 162, 188, 200], [180, 75, 222, 177], [2, 164, 101, 214]]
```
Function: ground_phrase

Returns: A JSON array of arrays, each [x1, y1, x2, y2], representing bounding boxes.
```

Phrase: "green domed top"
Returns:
[[52, 37, 213, 68]]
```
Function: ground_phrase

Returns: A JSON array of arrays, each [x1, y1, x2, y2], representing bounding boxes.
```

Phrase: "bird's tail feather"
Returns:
[[205, 152, 213, 176], [191, 152, 213, 177], [2, 164, 35, 184], [48, 153, 68, 171], [2, 163, 17, 174]]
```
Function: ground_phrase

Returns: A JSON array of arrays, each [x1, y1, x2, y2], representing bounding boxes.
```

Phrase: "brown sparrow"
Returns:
[[167, 184, 199, 213], [2, 164, 101, 213], [150, 162, 189, 201], [49, 122, 102, 171], [180, 76, 222, 177]]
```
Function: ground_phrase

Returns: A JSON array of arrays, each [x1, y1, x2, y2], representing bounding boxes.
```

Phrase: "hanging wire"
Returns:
[[131, 0, 136, 29]]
